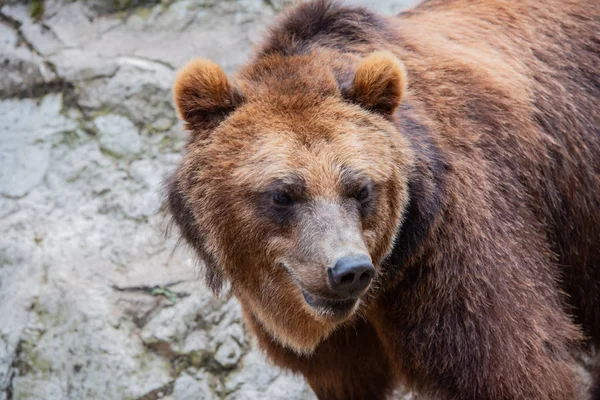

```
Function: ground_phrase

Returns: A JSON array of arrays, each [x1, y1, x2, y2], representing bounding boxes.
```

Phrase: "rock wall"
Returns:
[[0, 1, 419, 399]]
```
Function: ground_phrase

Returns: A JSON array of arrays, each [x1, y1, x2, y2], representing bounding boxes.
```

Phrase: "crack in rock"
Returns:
[[4, 339, 24, 400], [0, 10, 57, 75]]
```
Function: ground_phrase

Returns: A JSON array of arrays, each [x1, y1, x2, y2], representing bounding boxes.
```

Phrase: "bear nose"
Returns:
[[327, 254, 375, 297]]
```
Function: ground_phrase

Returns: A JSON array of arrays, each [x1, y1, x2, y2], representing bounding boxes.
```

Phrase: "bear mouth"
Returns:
[[302, 290, 359, 320], [278, 261, 361, 321]]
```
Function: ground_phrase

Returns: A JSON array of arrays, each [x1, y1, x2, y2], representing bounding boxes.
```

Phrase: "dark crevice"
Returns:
[[5, 340, 25, 400], [0, 78, 71, 99]]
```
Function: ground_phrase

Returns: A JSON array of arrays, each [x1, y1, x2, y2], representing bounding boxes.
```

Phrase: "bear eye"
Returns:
[[272, 191, 294, 206], [355, 185, 371, 202]]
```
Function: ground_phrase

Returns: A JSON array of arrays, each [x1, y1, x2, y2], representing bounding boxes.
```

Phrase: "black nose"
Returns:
[[328, 254, 375, 297]]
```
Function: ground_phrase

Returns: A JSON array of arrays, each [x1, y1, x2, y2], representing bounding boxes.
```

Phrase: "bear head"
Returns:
[[167, 50, 413, 354]]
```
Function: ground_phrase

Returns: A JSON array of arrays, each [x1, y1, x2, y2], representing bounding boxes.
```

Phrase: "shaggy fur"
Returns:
[[167, 0, 600, 398]]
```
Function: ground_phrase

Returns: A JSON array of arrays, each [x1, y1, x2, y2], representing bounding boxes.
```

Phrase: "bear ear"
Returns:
[[344, 51, 407, 115], [173, 58, 243, 135]]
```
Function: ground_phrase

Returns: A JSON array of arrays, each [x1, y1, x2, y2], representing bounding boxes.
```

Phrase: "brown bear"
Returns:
[[166, 0, 600, 399]]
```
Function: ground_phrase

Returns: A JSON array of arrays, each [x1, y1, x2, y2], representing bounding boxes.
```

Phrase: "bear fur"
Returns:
[[166, 0, 600, 399]]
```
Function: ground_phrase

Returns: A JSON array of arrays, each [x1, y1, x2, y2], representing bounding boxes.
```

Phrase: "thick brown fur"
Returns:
[[166, 0, 600, 399]]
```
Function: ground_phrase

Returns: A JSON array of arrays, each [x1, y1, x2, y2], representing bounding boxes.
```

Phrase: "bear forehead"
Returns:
[[223, 98, 361, 142], [207, 116, 397, 192]]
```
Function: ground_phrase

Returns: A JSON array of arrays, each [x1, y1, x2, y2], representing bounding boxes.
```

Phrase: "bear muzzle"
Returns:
[[288, 253, 374, 321]]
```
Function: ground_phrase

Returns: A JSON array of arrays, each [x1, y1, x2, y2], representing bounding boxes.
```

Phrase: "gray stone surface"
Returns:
[[0, 1, 422, 399], [94, 114, 142, 158], [0, 94, 76, 198], [172, 371, 219, 400]]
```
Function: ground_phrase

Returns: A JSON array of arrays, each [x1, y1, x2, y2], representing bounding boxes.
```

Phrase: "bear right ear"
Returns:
[[173, 58, 243, 135]]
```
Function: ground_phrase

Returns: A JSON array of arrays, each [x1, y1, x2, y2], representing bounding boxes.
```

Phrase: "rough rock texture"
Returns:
[[0, 1, 420, 399]]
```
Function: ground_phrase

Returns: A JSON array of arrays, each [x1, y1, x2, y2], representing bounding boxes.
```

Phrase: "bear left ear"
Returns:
[[344, 51, 407, 115], [173, 58, 243, 135]]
